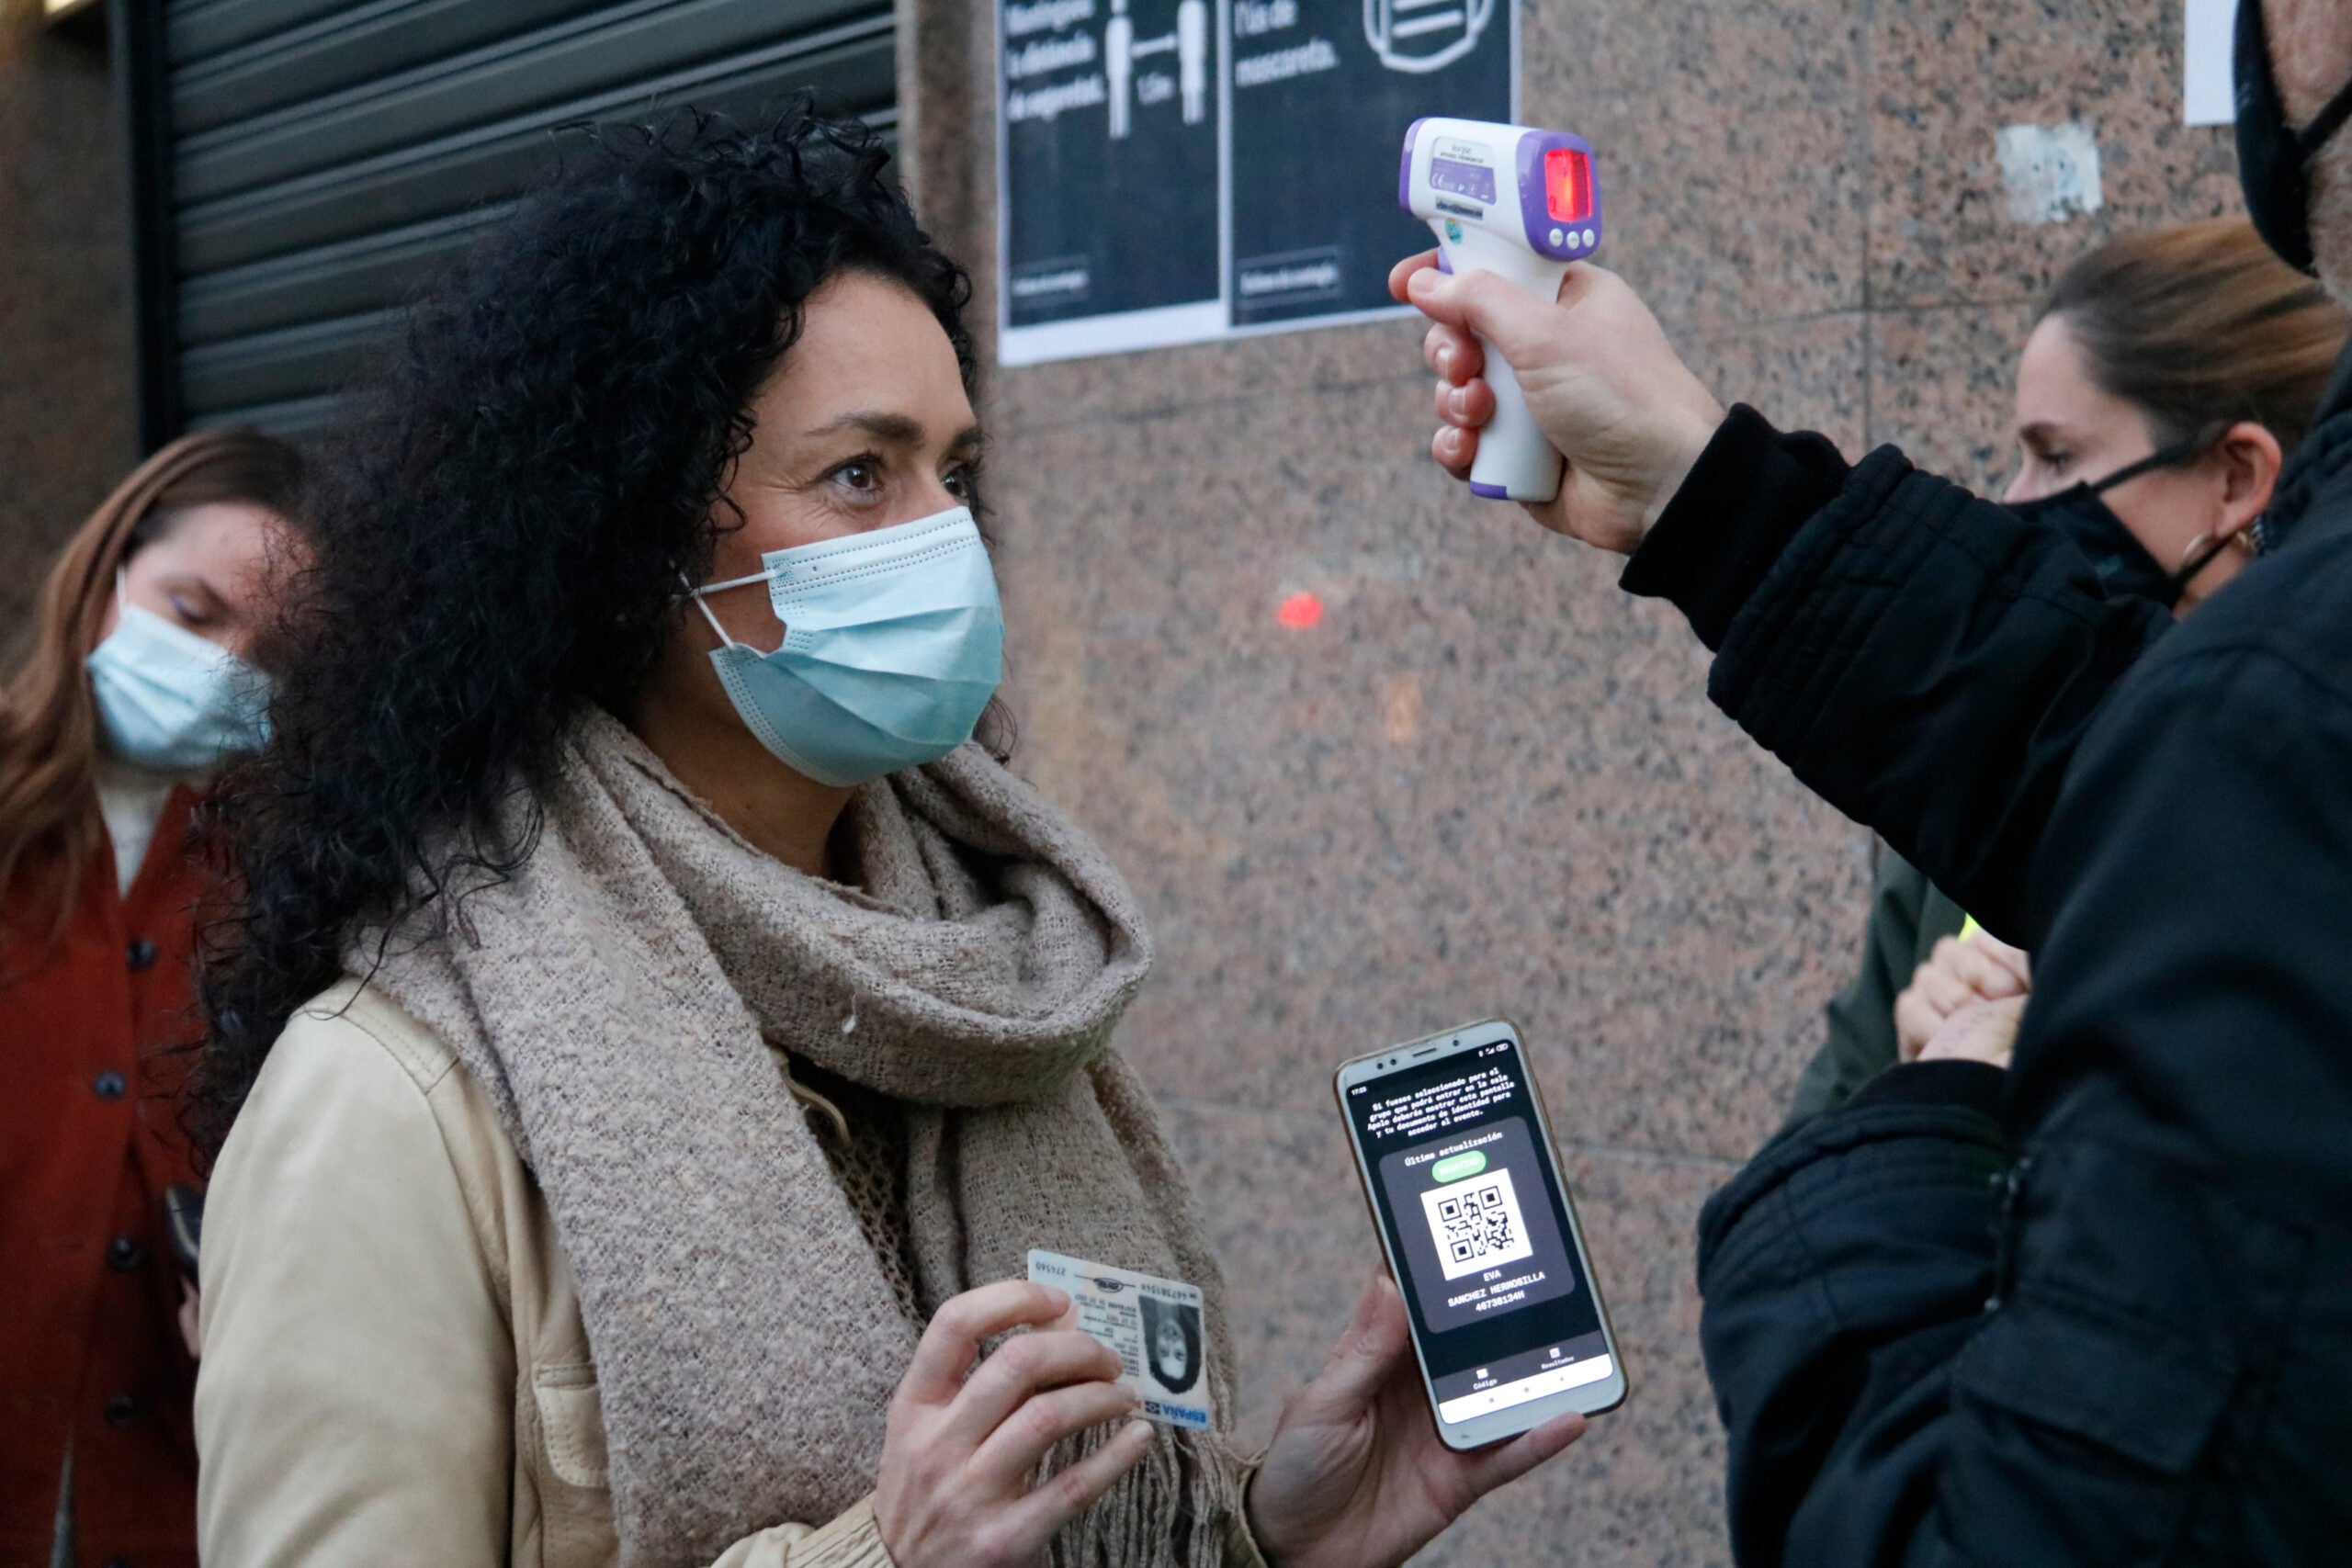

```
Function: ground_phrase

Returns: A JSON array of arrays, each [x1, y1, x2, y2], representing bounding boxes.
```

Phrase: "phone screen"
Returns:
[[1343, 1037, 1613, 1427]]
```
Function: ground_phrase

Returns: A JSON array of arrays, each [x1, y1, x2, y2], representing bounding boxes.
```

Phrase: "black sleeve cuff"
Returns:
[[1699, 1060, 2010, 1268], [1619, 403, 1853, 650], [1843, 1058, 2007, 1121]]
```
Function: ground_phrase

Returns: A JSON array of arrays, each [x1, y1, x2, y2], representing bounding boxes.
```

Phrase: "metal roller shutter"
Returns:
[[118, 0, 899, 446]]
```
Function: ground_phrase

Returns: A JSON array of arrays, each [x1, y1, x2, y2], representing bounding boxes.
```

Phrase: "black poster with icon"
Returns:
[[1226, 0, 1512, 328], [996, 0, 1516, 362], [998, 0, 1224, 361]]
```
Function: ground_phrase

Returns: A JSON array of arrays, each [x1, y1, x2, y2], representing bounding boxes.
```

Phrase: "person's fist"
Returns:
[[1389, 253, 1724, 553], [1894, 933, 2031, 1064], [1917, 993, 2027, 1071]]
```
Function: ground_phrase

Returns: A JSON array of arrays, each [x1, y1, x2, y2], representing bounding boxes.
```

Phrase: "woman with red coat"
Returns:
[[0, 430, 303, 1568]]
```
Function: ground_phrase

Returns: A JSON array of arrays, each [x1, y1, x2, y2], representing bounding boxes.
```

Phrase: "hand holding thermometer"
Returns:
[[1399, 118, 1603, 503]]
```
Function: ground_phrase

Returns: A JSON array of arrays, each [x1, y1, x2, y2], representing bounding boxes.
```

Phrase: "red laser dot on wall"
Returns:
[[1276, 592, 1324, 630]]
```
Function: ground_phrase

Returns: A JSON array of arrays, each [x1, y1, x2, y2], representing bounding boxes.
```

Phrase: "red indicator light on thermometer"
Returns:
[[1544, 148, 1593, 222]]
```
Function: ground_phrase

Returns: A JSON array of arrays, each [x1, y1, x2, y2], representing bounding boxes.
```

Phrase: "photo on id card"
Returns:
[[1026, 1249, 1213, 1429]]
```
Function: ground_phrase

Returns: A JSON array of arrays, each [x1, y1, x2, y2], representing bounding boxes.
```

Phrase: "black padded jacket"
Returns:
[[1623, 389, 2352, 1564]]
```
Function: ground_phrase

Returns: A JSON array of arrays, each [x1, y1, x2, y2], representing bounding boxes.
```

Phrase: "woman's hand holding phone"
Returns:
[[874, 1280, 1156, 1568], [1248, 1271, 1585, 1568]]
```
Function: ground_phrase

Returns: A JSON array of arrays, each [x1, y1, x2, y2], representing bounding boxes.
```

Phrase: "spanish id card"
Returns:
[[1026, 1248, 1214, 1430]]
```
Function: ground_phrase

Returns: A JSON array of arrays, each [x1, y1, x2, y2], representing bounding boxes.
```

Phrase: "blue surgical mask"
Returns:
[[687, 506, 1004, 787], [86, 572, 273, 770]]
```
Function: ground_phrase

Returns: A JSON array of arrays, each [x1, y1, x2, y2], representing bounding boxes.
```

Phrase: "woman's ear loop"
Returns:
[[681, 567, 779, 651], [2087, 423, 2245, 593], [2082, 428, 2218, 497], [2172, 530, 2239, 588]]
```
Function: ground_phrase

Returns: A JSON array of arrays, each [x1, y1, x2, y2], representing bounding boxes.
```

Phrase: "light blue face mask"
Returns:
[[687, 506, 1004, 788], [86, 571, 273, 771]]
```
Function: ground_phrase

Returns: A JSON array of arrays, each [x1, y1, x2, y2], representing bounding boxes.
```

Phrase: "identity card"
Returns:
[[1026, 1249, 1214, 1430]]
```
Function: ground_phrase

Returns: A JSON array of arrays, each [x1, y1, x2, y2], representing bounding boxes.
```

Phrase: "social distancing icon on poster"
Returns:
[[1107, 0, 1209, 139]]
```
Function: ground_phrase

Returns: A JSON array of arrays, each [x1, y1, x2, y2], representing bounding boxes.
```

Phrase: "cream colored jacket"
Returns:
[[195, 979, 890, 1566], [196, 981, 1270, 1568]]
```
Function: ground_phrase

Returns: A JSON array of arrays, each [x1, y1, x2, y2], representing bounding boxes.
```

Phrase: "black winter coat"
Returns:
[[1623, 395, 2352, 1564]]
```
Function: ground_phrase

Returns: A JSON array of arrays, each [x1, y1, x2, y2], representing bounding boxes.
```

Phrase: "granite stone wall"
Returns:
[[0, 0, 135, 658], [906, 2, 2241, 1562]]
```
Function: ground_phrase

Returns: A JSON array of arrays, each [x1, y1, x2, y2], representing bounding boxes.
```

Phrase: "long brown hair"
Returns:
[[2041, 218, 2350, 453], [0, 430, 305, 939]]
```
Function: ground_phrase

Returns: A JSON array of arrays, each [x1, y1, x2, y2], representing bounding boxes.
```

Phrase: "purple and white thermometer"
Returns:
[[1399, 118, 1603, 503]]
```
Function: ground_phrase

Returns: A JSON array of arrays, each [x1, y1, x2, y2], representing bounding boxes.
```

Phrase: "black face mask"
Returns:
[[2009, 440, 2232, 609], [2235, 0, 2352, 276]]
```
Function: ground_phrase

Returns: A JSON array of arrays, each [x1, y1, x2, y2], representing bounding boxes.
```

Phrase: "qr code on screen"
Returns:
[[1419, 1168, 1536, 1281]]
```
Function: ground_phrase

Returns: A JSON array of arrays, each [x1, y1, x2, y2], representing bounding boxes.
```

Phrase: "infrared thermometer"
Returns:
[[1399, 118, 1603, 502]]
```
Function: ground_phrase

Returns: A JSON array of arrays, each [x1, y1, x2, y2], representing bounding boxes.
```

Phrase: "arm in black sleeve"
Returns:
[[1700, 595, 2352, 1566], [1621, 409, 2172, 942], [1700, 1060, 2009, 1567], [1620, 404, 1850, 650]]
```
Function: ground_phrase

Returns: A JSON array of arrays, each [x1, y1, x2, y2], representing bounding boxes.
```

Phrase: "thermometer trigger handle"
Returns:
[[1465, 328, 1564, 504]]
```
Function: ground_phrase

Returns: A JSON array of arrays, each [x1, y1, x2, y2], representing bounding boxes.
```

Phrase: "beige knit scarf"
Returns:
[[362, 708, 1240, 1568]]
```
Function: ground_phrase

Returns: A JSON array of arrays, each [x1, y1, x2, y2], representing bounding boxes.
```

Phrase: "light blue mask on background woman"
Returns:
[[689, 506, 1004, 787], [86, 573, 274, 770]]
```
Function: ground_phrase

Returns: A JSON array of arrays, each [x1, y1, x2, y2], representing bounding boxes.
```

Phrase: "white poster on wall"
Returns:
[[2184, 0, 2235, 127]]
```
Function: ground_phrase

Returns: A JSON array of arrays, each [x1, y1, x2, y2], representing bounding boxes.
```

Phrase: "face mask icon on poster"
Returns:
[[2007, 437, 2241, 609], [86, 570, 274, 771], [2234, 0, 2352, 276], [686, 506, 1004, 789], [1363, 0, 1494, 74]]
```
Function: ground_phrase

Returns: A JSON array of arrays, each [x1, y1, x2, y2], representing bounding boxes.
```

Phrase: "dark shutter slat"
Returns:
[[174, 0, 597, 134], [139, 0, 896, 444], [177, 204, 516, 345], [169, 0, 373, 65], [177, 0, 881, 203], [186, 391, 349, 440], [177, 25, 895, 273], [179, 309, 402, 416], [175, 0, 677, 195]]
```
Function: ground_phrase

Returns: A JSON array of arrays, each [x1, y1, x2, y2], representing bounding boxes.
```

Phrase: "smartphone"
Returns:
[[163, 1184, 203, 1280], [1336, 1019, 1627, 1449]]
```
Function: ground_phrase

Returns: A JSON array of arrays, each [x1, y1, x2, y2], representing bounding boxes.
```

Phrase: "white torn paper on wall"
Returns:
[[1996, 121, 2104, 226], [2185, 0, 2235, 127]]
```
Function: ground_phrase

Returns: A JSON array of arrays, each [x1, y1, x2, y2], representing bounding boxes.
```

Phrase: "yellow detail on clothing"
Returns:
[[1958, 914, 1984, 942]]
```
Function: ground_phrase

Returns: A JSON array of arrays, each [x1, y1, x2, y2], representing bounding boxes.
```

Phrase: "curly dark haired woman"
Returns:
[[189, 109, 1578, 1568]]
